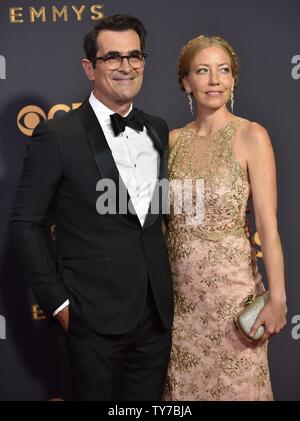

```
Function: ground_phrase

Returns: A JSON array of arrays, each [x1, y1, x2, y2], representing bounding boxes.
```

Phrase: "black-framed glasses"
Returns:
[[92, 52, 147, 70]]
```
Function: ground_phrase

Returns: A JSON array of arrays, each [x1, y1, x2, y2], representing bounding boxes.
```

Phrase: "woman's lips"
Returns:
[[205, 91, 224, 96]]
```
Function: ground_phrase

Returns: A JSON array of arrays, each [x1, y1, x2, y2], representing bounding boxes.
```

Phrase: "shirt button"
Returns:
[[134, 164, 137, 168]]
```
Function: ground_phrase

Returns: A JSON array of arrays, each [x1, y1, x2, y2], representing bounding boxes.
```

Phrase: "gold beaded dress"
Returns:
[[164, 118, 273, 401]]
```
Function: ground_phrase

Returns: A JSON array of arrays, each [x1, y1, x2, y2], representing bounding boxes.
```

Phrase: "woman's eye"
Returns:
[[220, 67, 230, 73], [196, 68, 208, 74]]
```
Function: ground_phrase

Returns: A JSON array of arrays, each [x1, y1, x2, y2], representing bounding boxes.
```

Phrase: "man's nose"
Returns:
[[118, 57, 132, 72]]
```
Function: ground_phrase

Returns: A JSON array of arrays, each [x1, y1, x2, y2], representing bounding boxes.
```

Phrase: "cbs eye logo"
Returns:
[[17, 105, 46, 137], [17, 103, 81, 136]]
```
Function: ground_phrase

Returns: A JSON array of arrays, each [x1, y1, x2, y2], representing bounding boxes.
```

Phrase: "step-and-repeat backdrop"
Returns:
[[0, 0, 299, 400]]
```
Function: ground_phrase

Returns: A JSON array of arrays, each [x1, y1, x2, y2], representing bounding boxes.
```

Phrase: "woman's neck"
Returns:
[[193, 107, 235, 137]]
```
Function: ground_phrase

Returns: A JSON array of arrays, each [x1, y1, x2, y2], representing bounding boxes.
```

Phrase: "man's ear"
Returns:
[[82, 59, 95, 82]]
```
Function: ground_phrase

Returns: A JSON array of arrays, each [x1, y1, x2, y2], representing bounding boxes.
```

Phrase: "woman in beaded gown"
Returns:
[[164, 36, 287, 401]]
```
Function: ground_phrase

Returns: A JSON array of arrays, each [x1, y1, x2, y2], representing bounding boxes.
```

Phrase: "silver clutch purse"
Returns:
[[235, 291, 269, 343]]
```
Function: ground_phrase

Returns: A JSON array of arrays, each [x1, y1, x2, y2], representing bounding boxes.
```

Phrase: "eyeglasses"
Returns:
[[92, 52, 147, 70]]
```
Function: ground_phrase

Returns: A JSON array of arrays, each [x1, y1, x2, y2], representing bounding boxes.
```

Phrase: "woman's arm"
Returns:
[[242, 122, 287, 343]]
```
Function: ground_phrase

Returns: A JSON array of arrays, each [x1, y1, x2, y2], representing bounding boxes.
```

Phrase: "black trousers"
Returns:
[[67, 290, 172, 401]]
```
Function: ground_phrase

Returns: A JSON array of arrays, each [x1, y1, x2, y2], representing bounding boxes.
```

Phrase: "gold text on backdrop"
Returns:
[[9, 4, 104, 23]]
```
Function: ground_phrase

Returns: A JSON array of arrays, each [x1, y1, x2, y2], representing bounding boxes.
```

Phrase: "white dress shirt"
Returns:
[[53, 92, 160, 316]]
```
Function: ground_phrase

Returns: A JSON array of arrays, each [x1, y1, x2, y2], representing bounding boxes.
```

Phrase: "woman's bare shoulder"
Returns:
[[169, 127, 184, 150], [238, 119, 272, 150]]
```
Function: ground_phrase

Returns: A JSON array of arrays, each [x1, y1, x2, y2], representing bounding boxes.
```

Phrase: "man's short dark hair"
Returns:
[[83, 14, 147, 64]]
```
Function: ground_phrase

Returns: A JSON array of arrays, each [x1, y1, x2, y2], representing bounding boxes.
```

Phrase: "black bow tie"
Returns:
[[110, 108, 145, 136]]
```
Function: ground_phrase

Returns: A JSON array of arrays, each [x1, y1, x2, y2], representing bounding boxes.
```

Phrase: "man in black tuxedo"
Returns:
[[11, 15, 173, 400]]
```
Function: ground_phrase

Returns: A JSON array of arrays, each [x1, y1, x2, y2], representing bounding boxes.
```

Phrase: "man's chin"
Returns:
[[115, 90, 140, 103]]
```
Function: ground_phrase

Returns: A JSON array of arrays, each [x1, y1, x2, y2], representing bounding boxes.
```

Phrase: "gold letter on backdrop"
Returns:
[[52, 6, 68, 22], [32, 305, 46, 321], [91, 4, 104, 21], [72, 5, 87, 21], [9, 7, 24, 23], [29, 7, 46, 23]]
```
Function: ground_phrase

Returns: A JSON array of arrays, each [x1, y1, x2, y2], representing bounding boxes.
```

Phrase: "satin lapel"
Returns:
[[143, 120, 168, 230], [76, 100, 141, 228]]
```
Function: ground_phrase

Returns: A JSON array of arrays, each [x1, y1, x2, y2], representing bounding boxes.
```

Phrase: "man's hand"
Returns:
[[56, 306, 70, 332]]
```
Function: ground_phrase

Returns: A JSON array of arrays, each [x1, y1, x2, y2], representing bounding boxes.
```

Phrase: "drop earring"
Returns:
[[187, 91, 193, 115], [230, 88, 234, 113]]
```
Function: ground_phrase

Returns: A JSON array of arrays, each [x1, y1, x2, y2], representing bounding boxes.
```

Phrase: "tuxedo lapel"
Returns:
[[77, 99, 141, 228], [143, 118, 168, 231]]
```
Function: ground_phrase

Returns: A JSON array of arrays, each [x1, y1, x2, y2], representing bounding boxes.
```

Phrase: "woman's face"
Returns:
[[183, 45, 234, 112]]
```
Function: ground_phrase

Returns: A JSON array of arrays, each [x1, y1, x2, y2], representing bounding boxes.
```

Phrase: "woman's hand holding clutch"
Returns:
[[250, 296, 287, 344]]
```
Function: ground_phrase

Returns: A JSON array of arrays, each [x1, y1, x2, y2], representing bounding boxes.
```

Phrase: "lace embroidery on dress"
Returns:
[[165, 118, 273, 401]]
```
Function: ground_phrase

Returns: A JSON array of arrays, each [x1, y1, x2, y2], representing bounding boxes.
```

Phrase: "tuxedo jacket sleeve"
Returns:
[[11, 121, 69, 315]]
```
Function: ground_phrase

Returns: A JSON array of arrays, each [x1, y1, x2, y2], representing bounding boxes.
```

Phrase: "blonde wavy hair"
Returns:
[[178, 35, 239, 91]]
